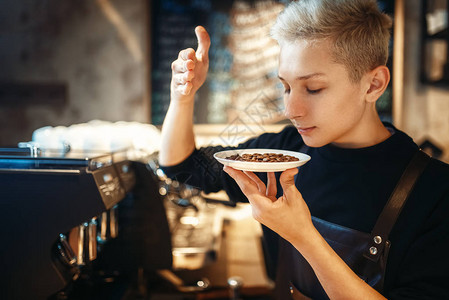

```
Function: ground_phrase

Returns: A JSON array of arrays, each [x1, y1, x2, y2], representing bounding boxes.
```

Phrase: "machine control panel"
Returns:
[[93, 166, 126, 209]]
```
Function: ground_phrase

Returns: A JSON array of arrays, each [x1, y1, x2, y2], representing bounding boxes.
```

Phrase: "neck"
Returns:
[[331, 109, 391, 149]]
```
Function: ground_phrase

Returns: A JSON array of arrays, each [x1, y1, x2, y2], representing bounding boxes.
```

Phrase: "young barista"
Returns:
[[159, 0, 449, 299]]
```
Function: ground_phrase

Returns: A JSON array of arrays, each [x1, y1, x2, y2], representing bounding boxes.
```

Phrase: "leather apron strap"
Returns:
[[364, 150, 430, 262]]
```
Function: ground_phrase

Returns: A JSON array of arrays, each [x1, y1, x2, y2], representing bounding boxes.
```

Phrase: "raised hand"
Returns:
[[170, 26, 211, 102]]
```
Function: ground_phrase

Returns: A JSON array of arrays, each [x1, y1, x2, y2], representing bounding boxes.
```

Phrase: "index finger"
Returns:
[[243, 170, 267, 195], [224, 166, 274, 208], [179, 48, 196, 62], [223, 166, 263, 196]]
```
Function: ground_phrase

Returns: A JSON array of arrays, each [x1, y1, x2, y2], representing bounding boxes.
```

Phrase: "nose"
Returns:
[[283, 93, 306, 119]]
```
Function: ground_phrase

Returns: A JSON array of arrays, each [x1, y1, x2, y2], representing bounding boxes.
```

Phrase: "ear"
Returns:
[[365, 65, 390, 103]]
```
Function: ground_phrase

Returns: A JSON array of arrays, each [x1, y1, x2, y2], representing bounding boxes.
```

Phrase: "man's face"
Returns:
[[278, 39, 371, 148]]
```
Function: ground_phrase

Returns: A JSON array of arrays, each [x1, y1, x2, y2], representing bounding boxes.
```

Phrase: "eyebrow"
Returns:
[[278, 73, 326, 81]]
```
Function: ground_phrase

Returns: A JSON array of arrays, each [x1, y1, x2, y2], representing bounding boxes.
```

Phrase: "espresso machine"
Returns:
[[0, 118, 240, 299], [0, 144, 172, 300]]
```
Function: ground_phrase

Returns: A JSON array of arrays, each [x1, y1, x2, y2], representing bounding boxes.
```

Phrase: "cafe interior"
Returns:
[[0, 0, 448, 299]]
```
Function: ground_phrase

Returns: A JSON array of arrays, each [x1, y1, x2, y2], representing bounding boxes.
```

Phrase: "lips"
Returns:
[[296, 126, 316, 135], [290, 120, 316, 135]]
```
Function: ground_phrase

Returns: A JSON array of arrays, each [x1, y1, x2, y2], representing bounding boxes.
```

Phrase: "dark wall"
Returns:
[[0, 0, 149, 147]]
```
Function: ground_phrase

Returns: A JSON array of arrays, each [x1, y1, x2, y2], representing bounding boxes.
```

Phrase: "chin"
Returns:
[[301, 137, 328, 148]]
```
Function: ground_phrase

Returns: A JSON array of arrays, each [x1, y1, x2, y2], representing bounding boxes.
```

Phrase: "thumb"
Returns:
[[279, 168, 299, 200], [195, 26, 210, 62]]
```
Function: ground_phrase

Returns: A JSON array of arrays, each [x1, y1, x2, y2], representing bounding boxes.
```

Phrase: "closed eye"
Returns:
[[307, 88, 323, 94]]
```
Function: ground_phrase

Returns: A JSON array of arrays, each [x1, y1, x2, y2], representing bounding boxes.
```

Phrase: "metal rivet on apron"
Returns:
[[373, 236, 382, 244], [369, 246, 378, 255]]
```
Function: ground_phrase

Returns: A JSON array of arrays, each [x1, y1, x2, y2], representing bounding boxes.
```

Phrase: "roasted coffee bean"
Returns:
[[225, 153, 299, 162]]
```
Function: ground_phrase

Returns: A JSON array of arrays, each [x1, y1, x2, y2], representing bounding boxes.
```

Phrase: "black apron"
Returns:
[[275, 150, 430, 300]]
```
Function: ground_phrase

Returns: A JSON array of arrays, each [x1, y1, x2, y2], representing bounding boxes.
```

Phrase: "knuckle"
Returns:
[[181, 48, 194, 59], [171, 60, 178, 71], [186, 59, 194, 69]]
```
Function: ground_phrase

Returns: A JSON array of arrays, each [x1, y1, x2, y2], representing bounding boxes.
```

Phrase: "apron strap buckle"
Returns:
[[364, 150, 430, 262]]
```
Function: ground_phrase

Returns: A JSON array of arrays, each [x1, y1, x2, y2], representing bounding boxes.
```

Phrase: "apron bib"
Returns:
[[275, 150, 430, 300]]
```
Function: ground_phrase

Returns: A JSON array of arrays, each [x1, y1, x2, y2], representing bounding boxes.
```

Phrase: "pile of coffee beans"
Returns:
[[225, 153, 299, 162]]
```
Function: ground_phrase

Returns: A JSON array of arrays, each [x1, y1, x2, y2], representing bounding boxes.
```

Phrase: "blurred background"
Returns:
[[0, 0, 448, 160]]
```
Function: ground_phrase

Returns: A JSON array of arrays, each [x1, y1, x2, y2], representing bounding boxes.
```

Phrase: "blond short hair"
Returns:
[[271, 0, 392, 82]]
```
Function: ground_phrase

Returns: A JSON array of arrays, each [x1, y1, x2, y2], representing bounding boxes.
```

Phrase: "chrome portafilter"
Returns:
[[69, 217, 98, 266], [97, 205, 119, 245]]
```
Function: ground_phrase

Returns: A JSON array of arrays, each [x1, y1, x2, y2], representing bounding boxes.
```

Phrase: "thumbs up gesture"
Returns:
[[170, 26, 211, 102]]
